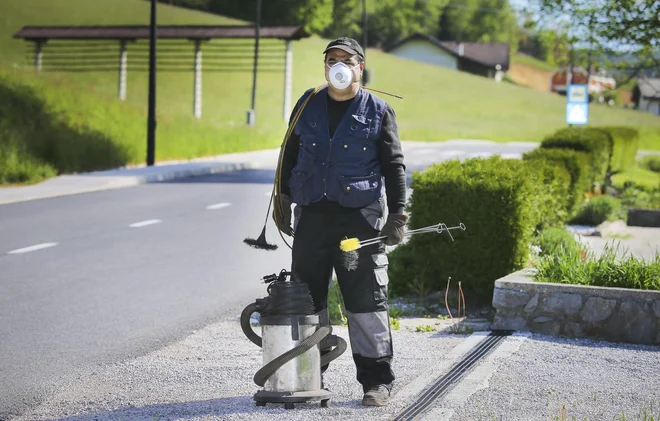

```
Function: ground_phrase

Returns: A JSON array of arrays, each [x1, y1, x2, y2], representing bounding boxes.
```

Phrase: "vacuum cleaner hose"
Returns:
[[241, 303, 348, 387], [253, 326, 330, 387], [240, 302, 262, 348]]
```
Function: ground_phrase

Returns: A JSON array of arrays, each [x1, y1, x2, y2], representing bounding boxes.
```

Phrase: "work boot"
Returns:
[[361, 384, 390, 407]]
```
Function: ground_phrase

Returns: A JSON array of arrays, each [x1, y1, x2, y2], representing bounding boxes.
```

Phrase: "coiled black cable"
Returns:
[[260, 280, 315, 317]]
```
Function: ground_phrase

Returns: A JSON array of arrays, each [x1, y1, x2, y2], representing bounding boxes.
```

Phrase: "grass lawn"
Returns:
[[1, 0, 660, 184], [510, 52, 557, 72], [612, 165, 660, 190]]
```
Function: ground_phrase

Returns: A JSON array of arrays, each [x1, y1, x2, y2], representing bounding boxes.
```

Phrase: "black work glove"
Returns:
[[272, 194, 294, 236], [380, 213, 409, 246]]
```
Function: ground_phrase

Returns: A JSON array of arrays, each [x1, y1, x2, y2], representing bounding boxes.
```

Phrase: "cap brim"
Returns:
[[323, 45, 360, 58]]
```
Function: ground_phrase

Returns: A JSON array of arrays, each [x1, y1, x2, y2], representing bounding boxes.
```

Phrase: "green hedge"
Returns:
[[540, 127, 612, 187], [525, 159, 572, 229], [522, 148, 591, 216], [390, 156, 560, 303], [598, 126, 640, 174]]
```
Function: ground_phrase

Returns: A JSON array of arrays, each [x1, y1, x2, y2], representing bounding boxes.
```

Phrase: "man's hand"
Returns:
[[272, 194, 294, 236], [380, 213, 408, 246]]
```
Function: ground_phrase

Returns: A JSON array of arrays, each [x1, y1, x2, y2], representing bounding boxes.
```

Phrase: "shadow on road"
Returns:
[[160, 169, 277, 185]]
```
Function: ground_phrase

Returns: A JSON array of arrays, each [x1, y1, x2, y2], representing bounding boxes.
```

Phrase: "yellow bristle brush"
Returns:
[[339, 222, 466, 252]]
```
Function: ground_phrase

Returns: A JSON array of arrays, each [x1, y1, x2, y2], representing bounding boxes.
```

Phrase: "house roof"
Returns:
[[13, 25, 309, 41], [637, 78, 660, 100], [384, 32, 510, 71]]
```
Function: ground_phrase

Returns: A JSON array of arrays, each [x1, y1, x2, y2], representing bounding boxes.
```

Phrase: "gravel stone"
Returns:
[[447, 334, 660, 420]]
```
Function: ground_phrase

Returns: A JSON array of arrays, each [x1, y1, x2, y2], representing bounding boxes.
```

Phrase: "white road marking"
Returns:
[[8, 242, 58, 255], [129, 219, 162, 228], [206, 202, 231, 210]]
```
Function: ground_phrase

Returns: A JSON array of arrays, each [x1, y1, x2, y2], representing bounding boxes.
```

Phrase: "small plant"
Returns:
[[570, 194, 622, 226], [407, 276, 434, 303], [415, 324, 436, 333], [532, 227, 580, 258], [640, 155, 660, 173], [390, 317, 400, 331], [447, 324, 474, 335], [327, 279, 347, 326], [618, 184, 660, 210]]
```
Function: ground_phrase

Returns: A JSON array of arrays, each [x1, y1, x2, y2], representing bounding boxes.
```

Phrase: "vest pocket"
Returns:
[[339, 173, 381, 208], [289, 171, 313, 205]]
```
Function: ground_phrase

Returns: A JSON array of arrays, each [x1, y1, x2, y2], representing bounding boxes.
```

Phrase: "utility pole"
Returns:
[[248, 0, 261, 126], [361, 0, 369, 85], [147, 0, 157, 166], [361, 0, 367, 54]]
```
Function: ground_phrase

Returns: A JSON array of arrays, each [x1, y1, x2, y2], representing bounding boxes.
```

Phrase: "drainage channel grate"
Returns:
[[391, 330, 514, 421]]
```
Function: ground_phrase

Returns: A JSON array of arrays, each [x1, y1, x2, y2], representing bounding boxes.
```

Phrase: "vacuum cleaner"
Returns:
[[240, 269, 347, 409]]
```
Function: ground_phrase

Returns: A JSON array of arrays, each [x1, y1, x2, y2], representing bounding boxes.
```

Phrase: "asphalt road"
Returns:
[[0, 141, 537, 420]]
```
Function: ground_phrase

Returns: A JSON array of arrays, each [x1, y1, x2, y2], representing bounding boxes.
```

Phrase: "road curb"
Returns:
[[0, 161, 255, 205]]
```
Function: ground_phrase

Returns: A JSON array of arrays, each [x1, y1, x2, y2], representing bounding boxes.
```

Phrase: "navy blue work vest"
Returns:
[[288, 87, 388, 208]]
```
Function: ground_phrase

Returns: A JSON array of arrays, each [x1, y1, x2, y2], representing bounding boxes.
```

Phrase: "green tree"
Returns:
[[323, 0, 362, 40], [533, 0, 660, 79], [205, 0, 333, 34], [436, 0, 519, 50], [368, 0, 447, 48]]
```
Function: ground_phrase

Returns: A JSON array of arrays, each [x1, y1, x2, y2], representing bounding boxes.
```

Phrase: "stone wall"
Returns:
[[491, 270, 660, 345]]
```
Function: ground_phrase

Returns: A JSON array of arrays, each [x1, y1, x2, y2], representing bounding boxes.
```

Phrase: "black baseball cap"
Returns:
[[323, 37, 365, 61]]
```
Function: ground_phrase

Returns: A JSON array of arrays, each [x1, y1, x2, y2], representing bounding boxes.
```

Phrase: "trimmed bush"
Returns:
[[640, 155, 660, 173], [524, 159, 572, 229], [598, 126, 640, 173], [522, 148, 591, 215], [570, 195, 622, 226], [390, 156, 548, 304], [540, 127, 612, 187]]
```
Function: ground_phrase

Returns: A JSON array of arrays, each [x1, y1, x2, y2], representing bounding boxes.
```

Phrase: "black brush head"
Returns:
[[244, 226, 278, 251]]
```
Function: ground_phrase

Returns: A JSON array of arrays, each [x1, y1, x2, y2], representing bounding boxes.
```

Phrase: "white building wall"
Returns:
[[389, 40, 458, 70], [640, 98, 660, 115]]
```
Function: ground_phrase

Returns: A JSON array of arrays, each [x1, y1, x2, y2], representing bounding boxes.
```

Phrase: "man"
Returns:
[[274, 37, 408, 407]]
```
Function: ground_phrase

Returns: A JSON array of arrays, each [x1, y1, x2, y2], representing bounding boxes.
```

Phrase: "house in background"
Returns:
[[632, 78, 660, 116], [383, 33, 510, 80]]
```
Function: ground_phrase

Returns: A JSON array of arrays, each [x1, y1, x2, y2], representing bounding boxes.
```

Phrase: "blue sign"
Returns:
[[566, 84, 589, 125]]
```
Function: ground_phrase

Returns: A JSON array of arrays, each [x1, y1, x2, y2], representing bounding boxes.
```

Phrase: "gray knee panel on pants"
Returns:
[[346, 310, 392, 359]]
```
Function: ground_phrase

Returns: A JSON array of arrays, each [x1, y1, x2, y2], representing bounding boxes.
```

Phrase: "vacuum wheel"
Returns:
[[255, 401, 266, 407], [321, 399, 331, 408], [284, 403, 295, 410]]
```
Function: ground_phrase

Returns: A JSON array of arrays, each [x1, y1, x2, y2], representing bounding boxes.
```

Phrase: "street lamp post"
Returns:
[[247, 0, 262, 126], [146, 0, 157, 166]]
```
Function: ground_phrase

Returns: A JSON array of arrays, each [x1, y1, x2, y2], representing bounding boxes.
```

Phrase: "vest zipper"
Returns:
[[323, 136, 333, 196]]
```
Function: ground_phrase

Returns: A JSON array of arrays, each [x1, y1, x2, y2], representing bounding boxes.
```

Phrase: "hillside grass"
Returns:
[[510, 52, 557, 72], [1, 0, 659, 184]]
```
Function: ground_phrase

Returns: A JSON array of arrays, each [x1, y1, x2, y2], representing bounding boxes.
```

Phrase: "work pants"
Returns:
[[291, 206, 395, 390]]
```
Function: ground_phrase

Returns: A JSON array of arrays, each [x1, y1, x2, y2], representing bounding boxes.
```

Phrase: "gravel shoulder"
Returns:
[[14, 315, 469, 421]]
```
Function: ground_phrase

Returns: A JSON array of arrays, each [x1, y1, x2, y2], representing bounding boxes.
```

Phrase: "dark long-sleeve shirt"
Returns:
[[280, 92, 407, 214]]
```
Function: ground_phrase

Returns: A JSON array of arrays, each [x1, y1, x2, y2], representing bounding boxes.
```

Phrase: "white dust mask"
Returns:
[[327, 62, 357, 89]]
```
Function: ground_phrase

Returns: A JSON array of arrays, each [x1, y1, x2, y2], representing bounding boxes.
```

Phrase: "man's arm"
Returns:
[[378, 104, 407, 215], [279, 99, 304, 197]]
